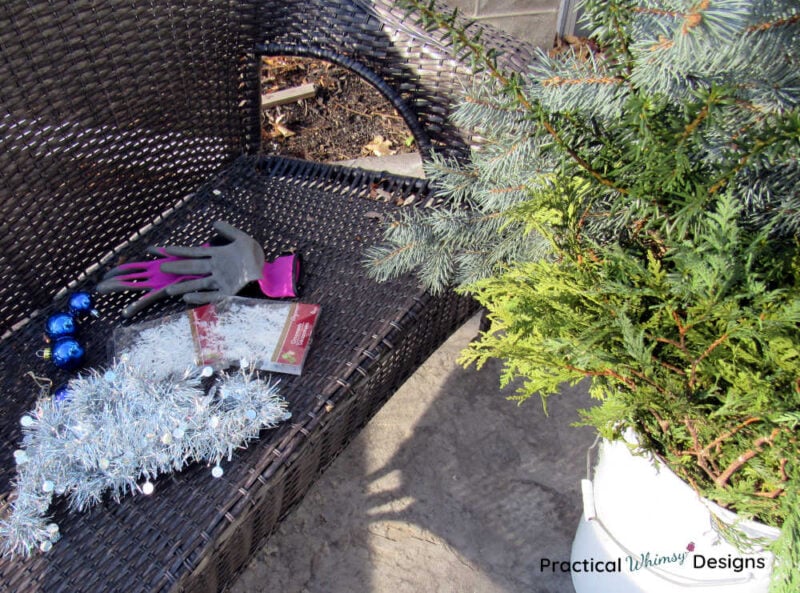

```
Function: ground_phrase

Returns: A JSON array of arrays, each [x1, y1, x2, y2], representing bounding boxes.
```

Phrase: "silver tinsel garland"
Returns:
[[0, 360, 290, 557]]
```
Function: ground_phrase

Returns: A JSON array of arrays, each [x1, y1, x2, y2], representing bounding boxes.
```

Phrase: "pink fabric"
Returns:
[[258, 254, 300, 298], [111, 248, 204, 290]]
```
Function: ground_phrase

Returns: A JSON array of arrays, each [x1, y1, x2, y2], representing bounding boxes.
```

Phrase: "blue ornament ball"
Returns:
[[53, 386, 72, 405], [68, 292, 98, 317], [47, 337, 85, 371], [45, 313, 77, 340]]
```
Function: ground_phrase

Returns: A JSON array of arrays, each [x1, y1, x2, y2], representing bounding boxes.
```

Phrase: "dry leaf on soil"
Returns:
[[363, 135, 396, 157], [268, 113, 295, 138]]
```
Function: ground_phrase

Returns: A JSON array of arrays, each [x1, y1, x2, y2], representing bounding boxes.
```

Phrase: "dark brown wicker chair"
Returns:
[[0, 1, 534, 591]]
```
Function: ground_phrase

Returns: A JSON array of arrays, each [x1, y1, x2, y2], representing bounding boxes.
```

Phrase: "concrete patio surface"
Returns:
[[229, 314, 596, 593], [333, 152, 426, 179]]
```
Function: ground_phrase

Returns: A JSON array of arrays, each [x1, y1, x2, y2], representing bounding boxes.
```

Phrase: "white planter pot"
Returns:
[[570, 435, 780, 593]]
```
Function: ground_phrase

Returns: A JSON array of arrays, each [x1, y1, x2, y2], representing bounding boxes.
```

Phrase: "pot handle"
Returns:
[[581, 435, 601, 520], [580, 479, 596, 521]]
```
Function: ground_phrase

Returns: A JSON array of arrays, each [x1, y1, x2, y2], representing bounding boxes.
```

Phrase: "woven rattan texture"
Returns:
[[0, 0, 534, 338], [0, 156, 477, 592], [0, 0, 533, 590], [0, 1, 261, 337]]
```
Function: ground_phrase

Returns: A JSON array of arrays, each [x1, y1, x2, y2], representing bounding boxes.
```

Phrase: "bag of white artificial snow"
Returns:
[[113, 297, 321, 377]]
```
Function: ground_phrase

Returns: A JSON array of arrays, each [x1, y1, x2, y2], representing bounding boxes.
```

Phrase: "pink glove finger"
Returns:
[[113, 257, 203, 290]]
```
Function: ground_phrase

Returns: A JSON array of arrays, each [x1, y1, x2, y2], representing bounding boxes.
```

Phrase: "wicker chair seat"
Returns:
[[0, 1, 534, 591]]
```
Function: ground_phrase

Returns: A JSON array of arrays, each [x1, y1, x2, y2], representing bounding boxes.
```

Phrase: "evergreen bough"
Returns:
[[366, 1, 800, 590]]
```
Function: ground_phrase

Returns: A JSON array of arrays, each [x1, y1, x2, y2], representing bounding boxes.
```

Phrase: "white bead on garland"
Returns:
[[0, 360, 290, 557]]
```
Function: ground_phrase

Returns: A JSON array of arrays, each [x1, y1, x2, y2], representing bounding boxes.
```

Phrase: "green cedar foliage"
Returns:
[[366, 1, 800, 589]]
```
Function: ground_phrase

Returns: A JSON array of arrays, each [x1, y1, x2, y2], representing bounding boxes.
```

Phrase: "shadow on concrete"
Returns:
[[229, 315, 597, 593]]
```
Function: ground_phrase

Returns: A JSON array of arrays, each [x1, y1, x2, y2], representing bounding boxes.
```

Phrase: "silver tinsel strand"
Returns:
[[0, 360, 290, 557]]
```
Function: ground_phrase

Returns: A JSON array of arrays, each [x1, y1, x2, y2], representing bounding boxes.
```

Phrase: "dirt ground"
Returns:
[[258, 36, 590, 162], [261, 57, 417, 162]]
